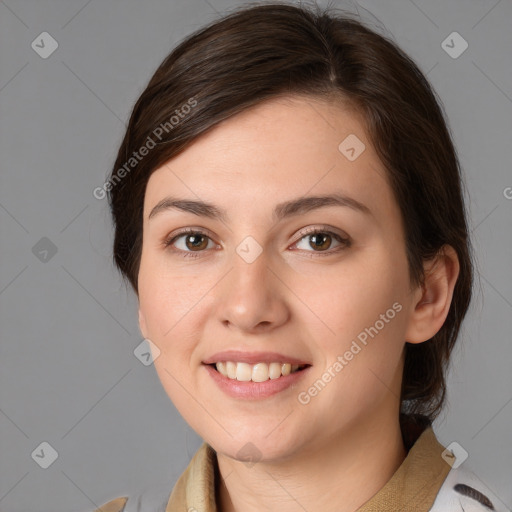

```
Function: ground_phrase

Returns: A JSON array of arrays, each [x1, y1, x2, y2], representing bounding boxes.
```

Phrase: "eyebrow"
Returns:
[[148, 193, 372, 222]]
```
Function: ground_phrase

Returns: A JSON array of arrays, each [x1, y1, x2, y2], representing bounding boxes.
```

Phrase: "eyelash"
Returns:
[[162, 226, 351, 259]]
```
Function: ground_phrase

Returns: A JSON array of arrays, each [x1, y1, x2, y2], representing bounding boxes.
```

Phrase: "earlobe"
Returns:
[[138, 308, 148, 339], [405, 245, 460, 344]]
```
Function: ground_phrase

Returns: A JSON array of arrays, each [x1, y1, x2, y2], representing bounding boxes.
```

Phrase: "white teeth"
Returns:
[[269, 362, 282, 379], [214, 361, 305, 381], [251, 363, 268, 382], [236, 362, 252, 381], [216, 361, 227, 376], [226, 361, 237, 379], [282, 363, 291, 376]]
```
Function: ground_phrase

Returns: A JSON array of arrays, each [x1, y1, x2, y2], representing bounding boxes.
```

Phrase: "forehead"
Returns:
[[143, 95, 396, 224]]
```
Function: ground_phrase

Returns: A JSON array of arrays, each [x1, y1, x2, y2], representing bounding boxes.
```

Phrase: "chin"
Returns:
[[212, 433, 301, 464]]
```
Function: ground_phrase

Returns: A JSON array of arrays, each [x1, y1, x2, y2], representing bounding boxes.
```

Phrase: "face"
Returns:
[[137, 95, 421, 462]]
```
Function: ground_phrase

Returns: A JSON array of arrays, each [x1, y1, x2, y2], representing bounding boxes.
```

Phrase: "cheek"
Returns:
[[138, 258, 211, 342], [291, 253, 408, 342], [137, 266, 216, 413], [139, 271, 203, 406], [310, 255, 409, 399]]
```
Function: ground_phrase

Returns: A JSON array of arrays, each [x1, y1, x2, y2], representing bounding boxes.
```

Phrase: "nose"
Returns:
[[215, 248, 290, 334]]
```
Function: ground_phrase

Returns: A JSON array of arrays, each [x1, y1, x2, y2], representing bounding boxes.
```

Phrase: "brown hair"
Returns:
[[106, 1, 473, 421]]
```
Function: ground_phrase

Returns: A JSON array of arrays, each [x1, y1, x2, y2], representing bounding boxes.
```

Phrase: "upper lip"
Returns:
[[202, 350, 312, 366]]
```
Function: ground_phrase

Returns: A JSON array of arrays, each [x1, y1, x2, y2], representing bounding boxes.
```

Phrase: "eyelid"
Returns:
[[292, 224, 349, 244]]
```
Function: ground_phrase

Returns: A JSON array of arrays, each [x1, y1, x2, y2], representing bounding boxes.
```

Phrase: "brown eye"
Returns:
[[308, 232, 332, 251], [164, 229, 216, 257], [293, 228, 351, 255], [182, 233, 209, 251]]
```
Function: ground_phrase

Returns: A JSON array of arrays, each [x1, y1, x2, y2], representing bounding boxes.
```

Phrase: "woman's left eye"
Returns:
[[163, 227, 350, 258], [291, 227, 351, 255]]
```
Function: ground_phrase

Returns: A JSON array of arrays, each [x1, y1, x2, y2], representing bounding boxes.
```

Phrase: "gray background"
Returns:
[[0, 0, 511, 511]]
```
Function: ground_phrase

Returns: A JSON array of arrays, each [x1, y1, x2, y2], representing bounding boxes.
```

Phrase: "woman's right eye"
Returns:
[[163, 229, 217, 258]]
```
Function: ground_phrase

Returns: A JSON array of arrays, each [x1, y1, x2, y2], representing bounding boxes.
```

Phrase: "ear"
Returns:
[[138, 307, 148, 339], [404, 245, 460, 344]]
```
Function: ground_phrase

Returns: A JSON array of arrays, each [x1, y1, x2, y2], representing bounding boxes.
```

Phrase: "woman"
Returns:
[[94, 2, 507, 511]]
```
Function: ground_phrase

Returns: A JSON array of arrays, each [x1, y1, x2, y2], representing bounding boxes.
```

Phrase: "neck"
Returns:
[[215, 410, 407, 512]]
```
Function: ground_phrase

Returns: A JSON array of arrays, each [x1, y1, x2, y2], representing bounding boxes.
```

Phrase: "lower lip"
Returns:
[[203, 364, 311, 399]]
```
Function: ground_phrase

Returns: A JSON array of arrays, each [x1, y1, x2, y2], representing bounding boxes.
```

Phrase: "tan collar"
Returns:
[[165, 426, 450, 512]]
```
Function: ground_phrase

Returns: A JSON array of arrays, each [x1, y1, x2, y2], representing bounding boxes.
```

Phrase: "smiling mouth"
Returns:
[[207, 362, 311, 382]]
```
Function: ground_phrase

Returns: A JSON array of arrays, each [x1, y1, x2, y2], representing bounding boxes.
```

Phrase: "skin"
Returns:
[[137, 94, 460, 512]]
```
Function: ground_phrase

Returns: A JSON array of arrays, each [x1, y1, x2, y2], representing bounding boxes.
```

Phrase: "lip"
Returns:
[[203, 363, 312, 399], [202, 350, 311, 365]]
